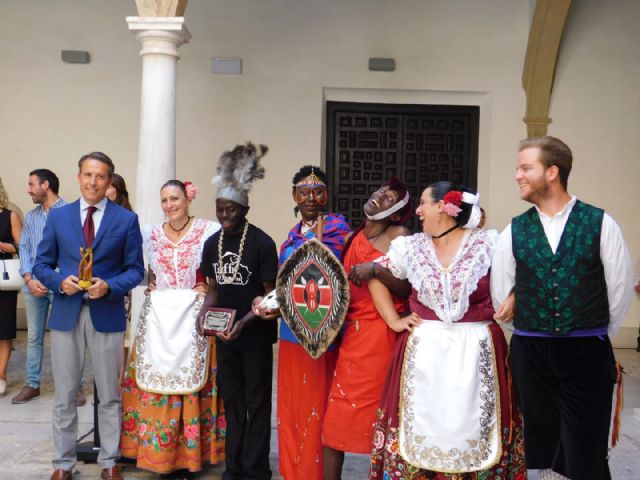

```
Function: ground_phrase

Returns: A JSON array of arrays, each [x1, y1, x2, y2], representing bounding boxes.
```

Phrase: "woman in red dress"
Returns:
[[322, 177, 413, 480]]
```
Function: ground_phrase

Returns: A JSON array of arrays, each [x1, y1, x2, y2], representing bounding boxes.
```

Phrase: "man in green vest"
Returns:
[[491, 136, 633, 480]]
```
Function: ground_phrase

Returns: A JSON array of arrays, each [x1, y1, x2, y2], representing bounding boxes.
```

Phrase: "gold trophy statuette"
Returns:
[[78, 247, 93, 290]]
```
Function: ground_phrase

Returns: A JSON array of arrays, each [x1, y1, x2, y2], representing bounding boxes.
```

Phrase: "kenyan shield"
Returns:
[[276, 238, 350, 359]]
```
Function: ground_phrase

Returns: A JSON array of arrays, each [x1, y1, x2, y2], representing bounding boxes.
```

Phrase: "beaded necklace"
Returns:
[[167, 215, 193, 233], [217, 221, 249, 285]]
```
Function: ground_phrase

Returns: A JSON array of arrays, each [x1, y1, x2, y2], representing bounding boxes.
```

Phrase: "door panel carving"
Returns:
[[327, 102, 479, 231]]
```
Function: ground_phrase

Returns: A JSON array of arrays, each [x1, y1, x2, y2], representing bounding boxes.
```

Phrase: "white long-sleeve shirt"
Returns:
[[491, 196, 633, 337]]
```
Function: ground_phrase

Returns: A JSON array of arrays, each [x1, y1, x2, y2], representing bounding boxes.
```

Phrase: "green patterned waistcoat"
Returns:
[[512, 200, 609, 334]]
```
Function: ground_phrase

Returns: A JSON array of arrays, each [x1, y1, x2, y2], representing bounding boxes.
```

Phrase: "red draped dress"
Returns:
[[322, 230, 405, 453]]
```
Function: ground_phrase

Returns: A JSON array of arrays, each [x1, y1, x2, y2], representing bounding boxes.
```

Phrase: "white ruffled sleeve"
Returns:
[[141, 224, 156, 271], [600, 213, 633, 337], [490, 224, 515, 311], [386, 235, 411, 280], [485, 228, 500, 248]]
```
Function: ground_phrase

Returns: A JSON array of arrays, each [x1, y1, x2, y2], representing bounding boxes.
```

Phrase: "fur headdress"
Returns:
[[212, 142, 268, 206]]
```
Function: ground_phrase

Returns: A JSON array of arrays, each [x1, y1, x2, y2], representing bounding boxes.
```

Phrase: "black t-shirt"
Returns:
[[201, 223, 278, 349]]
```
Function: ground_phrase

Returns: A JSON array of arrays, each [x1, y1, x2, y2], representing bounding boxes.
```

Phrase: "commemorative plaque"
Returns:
[[201, 307, 236, 336]]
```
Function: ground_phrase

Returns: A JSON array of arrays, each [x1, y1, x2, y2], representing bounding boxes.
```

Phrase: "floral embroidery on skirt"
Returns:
[[121, 339, 225, 474]]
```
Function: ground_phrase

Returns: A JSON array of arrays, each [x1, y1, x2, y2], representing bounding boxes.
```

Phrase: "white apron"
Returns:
[[385, 230, 500, 472], [134, 289, 209, 395], [398, 320, 501, 473]]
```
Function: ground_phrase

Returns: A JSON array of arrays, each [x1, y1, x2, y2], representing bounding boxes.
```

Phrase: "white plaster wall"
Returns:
[[177, 0, 527, 238], [530, 0, 640, 347], [1, 0, 638, 344], [0, 0, 140, 207]]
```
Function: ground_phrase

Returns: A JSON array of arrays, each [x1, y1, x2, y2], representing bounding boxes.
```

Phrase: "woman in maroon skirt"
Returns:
[[368, 182, 526, 480]]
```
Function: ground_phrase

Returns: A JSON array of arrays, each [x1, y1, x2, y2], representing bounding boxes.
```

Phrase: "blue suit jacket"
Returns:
[[33, 199, 144, 333]]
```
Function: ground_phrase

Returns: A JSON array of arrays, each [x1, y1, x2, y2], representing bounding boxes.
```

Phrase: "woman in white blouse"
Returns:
[[368, 181, 525, 480]]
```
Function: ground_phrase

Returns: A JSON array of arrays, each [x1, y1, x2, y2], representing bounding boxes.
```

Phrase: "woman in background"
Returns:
[[107, 173, 133, 384], [106, 173, 132, 211], [0, 177, 23, 397]]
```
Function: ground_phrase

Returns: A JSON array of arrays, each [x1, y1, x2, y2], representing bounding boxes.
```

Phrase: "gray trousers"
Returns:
[[51, 306, 124, 470]]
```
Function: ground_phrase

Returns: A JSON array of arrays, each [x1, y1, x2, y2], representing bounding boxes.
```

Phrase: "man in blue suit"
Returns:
[[34, 152, 144, 480]]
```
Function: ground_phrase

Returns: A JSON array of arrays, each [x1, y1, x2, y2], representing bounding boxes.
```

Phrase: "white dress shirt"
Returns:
[[80, 196, 108, 236], [491, 196, 633, 337]]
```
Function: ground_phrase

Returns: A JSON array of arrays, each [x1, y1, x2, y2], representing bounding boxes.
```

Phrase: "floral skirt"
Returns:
[[369, 324, 527, 480], [121, 338, 226, 474]]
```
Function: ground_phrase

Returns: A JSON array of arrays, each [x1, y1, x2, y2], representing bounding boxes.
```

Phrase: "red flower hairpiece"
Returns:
[[443, 190, 463, 217], [443, 191, 462, 206]]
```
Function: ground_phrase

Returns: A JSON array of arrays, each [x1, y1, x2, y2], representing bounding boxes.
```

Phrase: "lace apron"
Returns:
[[135, 289, 209, 394]]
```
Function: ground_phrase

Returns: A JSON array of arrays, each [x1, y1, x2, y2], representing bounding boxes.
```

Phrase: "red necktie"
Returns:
[[83, 206, 97, 248]]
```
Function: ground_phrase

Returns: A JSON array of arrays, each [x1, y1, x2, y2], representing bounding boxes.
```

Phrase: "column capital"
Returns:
[[134, 0, 187, 17], [522, 116, 552, 138], [126, 17, 191, 57]]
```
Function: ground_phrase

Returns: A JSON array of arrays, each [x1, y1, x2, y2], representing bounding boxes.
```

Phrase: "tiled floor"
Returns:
[[1, 331, 639, 479]]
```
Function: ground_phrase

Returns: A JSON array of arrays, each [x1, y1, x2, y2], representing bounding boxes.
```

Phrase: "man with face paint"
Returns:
[[322, 177, 413, 480], [273, 165, 351, 480], [199, 143, 279, 480]]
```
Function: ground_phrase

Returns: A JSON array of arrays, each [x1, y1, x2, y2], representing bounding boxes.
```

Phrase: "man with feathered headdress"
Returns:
[[199, 142, 279, 479]]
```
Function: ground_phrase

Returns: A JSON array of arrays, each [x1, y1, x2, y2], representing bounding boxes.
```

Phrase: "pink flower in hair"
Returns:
[[443, 202, 462, 217], [443, 190, 463, 217], [184, 181, 199, 200]]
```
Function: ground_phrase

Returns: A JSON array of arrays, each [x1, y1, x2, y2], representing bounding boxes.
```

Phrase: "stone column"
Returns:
[[126, 15, 190, 346], [126, 16, 191, 226]]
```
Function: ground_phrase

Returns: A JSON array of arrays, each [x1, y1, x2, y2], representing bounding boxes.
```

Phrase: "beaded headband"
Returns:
[[294, 168, 326, 189]]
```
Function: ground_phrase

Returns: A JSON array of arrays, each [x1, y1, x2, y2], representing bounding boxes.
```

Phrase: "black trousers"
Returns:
[[510, 335, 616, 480], [217, 343, 273, 480]]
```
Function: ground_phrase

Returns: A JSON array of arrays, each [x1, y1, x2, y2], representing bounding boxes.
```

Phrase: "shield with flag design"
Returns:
[[276, 238, 350, 359]]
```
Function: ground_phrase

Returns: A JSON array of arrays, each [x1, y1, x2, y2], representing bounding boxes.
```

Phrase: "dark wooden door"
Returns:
[[326, 102, 479, 231]]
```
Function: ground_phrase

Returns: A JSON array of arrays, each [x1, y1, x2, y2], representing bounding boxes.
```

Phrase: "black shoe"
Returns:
[[160, 470, 194, 480]]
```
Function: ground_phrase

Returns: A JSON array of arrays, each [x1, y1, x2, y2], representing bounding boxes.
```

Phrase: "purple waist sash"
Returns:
[[514, 326, 608, 339]]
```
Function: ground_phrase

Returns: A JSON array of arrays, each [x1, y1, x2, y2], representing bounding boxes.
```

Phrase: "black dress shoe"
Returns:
[[161, 469, 195, 479]]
